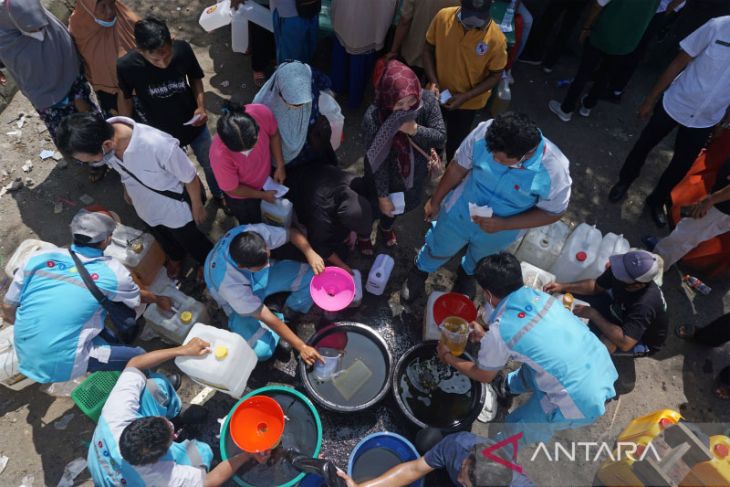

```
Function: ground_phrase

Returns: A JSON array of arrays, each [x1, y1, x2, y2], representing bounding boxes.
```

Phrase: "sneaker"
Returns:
[[578, 95, 592, 117], [548, 100, 572, 122], [401, 265, 428, 303]]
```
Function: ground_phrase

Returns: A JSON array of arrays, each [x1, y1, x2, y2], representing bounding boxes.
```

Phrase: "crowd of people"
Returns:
[[1, 0, 729, 485]]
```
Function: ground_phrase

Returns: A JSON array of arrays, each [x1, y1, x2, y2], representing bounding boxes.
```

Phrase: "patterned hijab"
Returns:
[[367, 59, 422, 187]]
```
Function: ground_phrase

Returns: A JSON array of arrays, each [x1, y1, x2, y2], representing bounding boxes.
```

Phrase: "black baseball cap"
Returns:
[[461, 0, 493, 20]]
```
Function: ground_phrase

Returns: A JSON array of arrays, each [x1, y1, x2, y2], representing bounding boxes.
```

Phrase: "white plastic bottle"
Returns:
[[514, 221, 571, 270], [231, 5, 250, 53], [577, 232, 631, 281], [549, 223, 603, 283], [365, 254, 395, 296], [175, 323, 257, 398], [199, 0, 232, 32], [261, 198, 293, 228], [143, 286, 209, 345]]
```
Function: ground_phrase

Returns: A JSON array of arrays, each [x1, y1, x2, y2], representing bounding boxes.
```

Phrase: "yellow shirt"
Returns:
[[425, 7, 508, 110]]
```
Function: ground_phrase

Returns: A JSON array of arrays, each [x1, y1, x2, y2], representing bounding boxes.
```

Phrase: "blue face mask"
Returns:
[[94, 16, 117, 28]]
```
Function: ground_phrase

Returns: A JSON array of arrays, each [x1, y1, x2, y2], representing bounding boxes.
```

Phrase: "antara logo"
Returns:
[[529, 441, 662, 463], [481, 432, 524, 474]]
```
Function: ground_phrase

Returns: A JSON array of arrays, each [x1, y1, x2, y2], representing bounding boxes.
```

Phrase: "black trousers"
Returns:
[[149, 220, 213, 265], [694, 312, 730, 348], [441, 107, 477, 161], [617, 97, 712, 205], [561, 42, 630, 113], [226, 195, 263, 225], [250, 22, 276, 72], [522, 0, 587, 68]]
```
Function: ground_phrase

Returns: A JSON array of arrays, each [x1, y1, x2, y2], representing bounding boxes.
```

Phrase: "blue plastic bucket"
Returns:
[[347, 432, 423, 487]]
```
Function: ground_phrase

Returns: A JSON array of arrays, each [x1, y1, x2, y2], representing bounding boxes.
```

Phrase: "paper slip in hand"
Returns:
[[183, 114, 203, 126], [263, 176, 289, 198], [439, 89, 452, 105], [469, 202, 493, 219]]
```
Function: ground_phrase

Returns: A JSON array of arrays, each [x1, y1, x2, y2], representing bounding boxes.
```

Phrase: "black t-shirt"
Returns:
[[596, 268, 669, 351], [712, 157, 730, 215], [117, 40, 204, 146]]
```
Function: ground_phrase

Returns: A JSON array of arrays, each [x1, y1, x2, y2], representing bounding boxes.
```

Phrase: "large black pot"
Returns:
[[299, 322, 393, 413], [392, 341, 487, 433]]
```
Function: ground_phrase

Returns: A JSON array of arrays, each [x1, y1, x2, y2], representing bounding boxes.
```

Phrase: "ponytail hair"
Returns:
[[217, 103, 259, 152]]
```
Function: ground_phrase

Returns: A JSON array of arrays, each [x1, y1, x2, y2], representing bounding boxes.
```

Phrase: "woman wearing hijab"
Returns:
[[356, 59, 446, 253], [68, 0, 140, 116], [252, 61, 335, 169]]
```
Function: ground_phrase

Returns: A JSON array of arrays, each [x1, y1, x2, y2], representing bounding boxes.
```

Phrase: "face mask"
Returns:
[[94, 16, 117, 28], [458, 11, 487, 30], [21, 29, 45, 42], [241, 148, 253, 157], [90, 147, 116, 167]]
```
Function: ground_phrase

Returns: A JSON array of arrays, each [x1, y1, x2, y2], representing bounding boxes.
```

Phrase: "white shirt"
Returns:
[[105, 117, 198, 228], [663, 16, 730, 128], [97, 368, 206, 486]]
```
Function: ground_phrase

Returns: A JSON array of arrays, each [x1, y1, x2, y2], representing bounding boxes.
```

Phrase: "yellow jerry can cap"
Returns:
[[214, 346, 229, 360]]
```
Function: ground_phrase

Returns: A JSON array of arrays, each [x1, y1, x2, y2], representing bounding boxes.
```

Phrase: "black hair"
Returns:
[[72, 235, 105, 248], [119, 417, 173, 466], [56, 113, 114, 159], [485, 112, 541, 159], [230, 232, 268, 268], [466, 443, 512, 487], [217, 105, 259, 152], [134, 16, 172, 51], [475, 252, 523, 298]]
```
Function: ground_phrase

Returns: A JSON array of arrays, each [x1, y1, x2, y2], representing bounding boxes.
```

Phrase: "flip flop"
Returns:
[[675, 323, 696, 340]]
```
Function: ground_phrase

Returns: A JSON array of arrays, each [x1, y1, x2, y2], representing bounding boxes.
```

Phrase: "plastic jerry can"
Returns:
[[520, 261, 556, 291], [231, 5, 249, 53], [0, 326, 34, 391], [233, 0, 273, 31], [514, 220, 571, 270], [175, 323, 257, 398], [682, 435, 730, 486], [577, 232, 631, 281], [261, 198, 294, 228], [549, 223, 603, 283], [4, 239, 57, 278], [104, 223, 166, 286], [423, 290, 447, 340], [143, 286, 209, 345], [365, 254, 395, 296], [349, 269, 363, 308], [199, 0, 232, 32]]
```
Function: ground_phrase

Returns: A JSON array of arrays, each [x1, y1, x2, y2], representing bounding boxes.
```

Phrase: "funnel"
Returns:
[[432, 293, 477, 326], [230, 395, 285, 453], [310, 267, 355, 312]]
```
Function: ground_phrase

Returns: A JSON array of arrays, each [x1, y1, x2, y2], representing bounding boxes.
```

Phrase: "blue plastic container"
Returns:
[[347, 432, 423, 487]]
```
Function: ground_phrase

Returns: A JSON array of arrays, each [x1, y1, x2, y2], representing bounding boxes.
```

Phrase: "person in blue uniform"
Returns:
[[401, 112, 572, 302], [204, 223, 325, 365], [439, 253, 618, 444], [87, 339, 269, 486]]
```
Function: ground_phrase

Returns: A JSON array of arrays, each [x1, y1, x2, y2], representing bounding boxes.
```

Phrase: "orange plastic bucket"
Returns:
[[230, 395, 285, 453]]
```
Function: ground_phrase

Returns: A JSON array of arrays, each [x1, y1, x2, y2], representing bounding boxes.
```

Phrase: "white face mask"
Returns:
[[21, 29, 45, 42], [241, 148, 253, 157]]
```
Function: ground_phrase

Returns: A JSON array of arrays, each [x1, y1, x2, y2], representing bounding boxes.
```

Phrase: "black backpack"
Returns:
[[296, 0, 321, 18]]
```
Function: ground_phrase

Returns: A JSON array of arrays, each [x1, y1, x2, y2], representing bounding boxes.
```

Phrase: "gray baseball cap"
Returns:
[[609, 250, 661, 284], [70, 208, 117, 243]]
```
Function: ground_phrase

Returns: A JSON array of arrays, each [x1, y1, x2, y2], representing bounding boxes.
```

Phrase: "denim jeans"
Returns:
[[87, 338, 145, 372], [188, 127, 223, 198]]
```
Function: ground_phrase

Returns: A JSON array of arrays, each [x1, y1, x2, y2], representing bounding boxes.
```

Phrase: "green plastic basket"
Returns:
[[71, 371, 121, 423]]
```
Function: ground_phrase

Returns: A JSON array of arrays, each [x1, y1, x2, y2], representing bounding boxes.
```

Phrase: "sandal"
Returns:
[[357, 237, 374, 256], [675, 323, 696, 340], [89, 165, 109, 183], [379, 226, 397, 247], [253, 71, 266, 88]]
